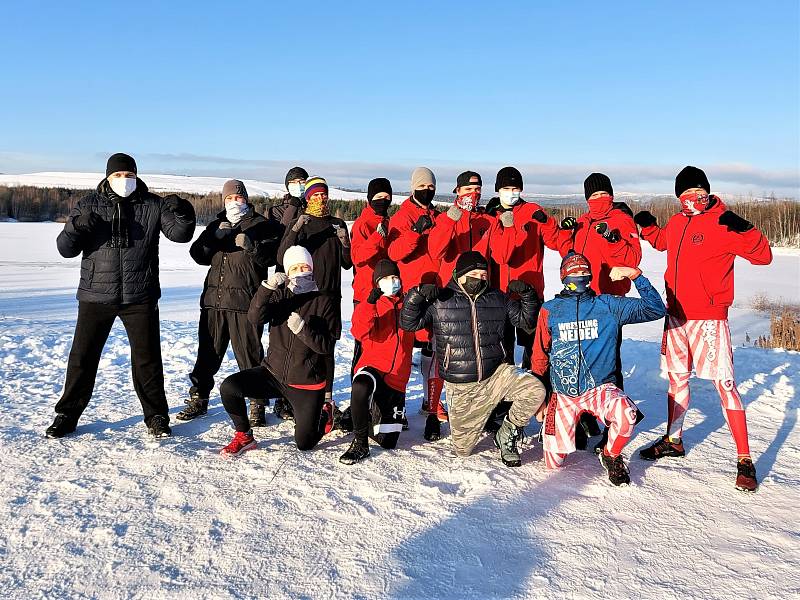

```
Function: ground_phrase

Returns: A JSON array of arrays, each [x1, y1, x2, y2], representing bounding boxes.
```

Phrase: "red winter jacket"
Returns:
[[351, 205, 387, 303], [427, 207, 495, 285], [640, 198, 772, 320], [484, 201, 560, 295], [556, 203, 642, 296], [351, 295, 415, 392]]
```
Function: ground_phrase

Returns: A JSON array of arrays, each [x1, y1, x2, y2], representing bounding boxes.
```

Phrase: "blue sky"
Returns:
[[1, 0, 798, 195]]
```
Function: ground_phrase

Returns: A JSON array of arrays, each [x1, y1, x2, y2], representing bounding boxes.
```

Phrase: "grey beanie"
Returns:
[[410, 167, 436, 190], [222, 179, 248, 201]]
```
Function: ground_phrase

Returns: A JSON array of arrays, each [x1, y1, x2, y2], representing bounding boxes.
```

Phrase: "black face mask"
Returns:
[[462, 276, 488, 296], [413, 188, 435, 206], [370, 198, 390, 216]]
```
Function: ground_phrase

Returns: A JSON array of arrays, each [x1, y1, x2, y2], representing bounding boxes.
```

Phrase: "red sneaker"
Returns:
[[221, 431, 257, 457], [735, 458, 758, 492], [319, 402, 334, 436]]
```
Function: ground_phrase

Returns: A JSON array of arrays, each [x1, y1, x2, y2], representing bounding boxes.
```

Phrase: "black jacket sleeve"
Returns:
[[295, 298, 335, 355], [276, 220, 301, 267], [247, 284, 287, 326], [507, 288, 540, 334], [399, 286, 434, 332], [189, 222, 222, 266], [56, 201, 88, 258], [160, 196, 196, 243], [247, 221, 282, 270]]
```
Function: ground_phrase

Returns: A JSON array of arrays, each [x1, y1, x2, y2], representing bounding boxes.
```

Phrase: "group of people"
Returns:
[[45, 153, 773, 492]]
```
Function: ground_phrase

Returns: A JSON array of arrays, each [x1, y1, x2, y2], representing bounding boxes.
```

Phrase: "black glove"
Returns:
[[560, 216, 578, 230], [367, 288, 382, 304], [532, 209, 548, 224], [162, 194, 191, 217], [418, 284, 439, 302], [612, 201, 634, 217], [411, 214, 434, 234], [288, 196, 303, 208], [634, 211, 657, 228], [508, 280, 533, 295], [719, 210, 754, 233], [594, 222, 621, 243], [73, 211, 102, 234]]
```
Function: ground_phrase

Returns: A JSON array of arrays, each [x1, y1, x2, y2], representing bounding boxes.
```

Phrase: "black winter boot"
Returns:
[[339, 437, 370, 465], [274, 397, 294, 421], [424, 413, 441, 441], [176, 387, 209, 421], [494, 417, 523, 467], [249, 399, 267, 427], [45, 413, 78, 438], [147, 415, 172, 438]]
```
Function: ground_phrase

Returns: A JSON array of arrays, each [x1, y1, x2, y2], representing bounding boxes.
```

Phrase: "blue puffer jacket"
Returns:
[[532, 275, 665, 396]]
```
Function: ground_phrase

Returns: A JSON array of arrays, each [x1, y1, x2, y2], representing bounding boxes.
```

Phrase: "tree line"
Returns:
[[1, 185, 797, 246]]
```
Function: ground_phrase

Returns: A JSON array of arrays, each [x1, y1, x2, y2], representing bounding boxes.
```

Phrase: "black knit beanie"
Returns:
[[495, 166, 523, 191], [453, 251, 488, 279], [106, 153, 137, 176], [583, 173, 613, 200], [674, 166, 710, 197], [367, 177, 393, 202], [285, 166, 309, 187], [372, 259, 400, 284]]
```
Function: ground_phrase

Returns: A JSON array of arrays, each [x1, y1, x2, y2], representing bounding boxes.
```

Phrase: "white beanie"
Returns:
[[282, 245, 313, 272]]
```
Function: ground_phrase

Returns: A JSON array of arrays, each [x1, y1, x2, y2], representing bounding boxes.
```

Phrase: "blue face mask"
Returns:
[[563, 275, 591, 294]]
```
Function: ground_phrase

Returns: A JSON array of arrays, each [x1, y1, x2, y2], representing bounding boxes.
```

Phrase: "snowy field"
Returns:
[[0, 222, 798, 599]]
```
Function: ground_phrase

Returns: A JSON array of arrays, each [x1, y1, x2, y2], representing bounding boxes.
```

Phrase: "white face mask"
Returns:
[[499, 189, 521, 209], [109, 176, 137, 198], [288, 271, 317, 294], [379, 277, 402, 297], [288, 182, 305, 199], [225, 200, 249, 224]]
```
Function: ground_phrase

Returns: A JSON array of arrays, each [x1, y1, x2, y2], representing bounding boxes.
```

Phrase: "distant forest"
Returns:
[[1, 185, 798, 246]]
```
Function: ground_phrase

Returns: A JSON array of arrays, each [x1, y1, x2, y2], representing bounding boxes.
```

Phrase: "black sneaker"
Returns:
[[45, 413, 77, 438], [735, 458, 758, 492], [274, 397, 294, 421], [339, 437, 370, 465], [424, 413, 441, 441], [249, 399, 267, 427], [599, 452, 630, 486], [639, 435, 685, 461], [176, 387, 209, 421], [338, 406, 354, 433], [147, 415, 172, 438]]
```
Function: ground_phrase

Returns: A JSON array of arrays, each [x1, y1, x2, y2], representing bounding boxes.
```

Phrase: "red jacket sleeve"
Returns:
[[729, 225, 773, 265], [351, 222, 385, 268], [387, 211, 422, 262], [601, 213, 642, 268], [531, 308, 552, 377], [640, 223, 668, 252], [485, 219, 516, 264], [426, 212, 457, 260], [350, 300, 378, 341]]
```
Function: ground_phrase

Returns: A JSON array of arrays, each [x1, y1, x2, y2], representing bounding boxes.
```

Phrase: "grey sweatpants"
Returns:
[[445, 362, 547, 457]]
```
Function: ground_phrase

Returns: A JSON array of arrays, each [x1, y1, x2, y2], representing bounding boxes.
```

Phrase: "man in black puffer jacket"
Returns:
[[218, 246, 337, 456], [179, 179, 283, 423], [401, 251, 547, 466], [46, 153, 196, 439]]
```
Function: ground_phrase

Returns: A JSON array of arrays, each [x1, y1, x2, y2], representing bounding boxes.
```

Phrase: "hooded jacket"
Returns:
[[639, 197, 772, 320], [351, 294, 415, 391]]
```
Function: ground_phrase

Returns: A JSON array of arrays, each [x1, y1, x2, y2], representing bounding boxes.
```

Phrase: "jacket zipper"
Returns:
[[282, 319, 295, 381], [217, 253, 227, 308], [388, 301, 400, 374], [467, 288, 488, 381], [673, 217, 692, 307]]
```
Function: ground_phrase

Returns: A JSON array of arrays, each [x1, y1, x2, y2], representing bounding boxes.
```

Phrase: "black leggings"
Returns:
[[351, 367, 405, 449], [220, 366, 325, 451]]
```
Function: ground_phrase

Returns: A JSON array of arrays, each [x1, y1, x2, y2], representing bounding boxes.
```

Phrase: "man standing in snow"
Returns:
[[635, 166, 773, 492], [532, 253, 666, 486], [268, 166, 308, 246], [180, 179, 282, 425], [400, 251, 546, 467], [46, 153, 196, 439], [386, 167, 447, 440]]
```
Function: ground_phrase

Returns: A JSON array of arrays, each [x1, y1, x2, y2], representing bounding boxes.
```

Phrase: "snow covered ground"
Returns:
[[0, 222, 798, 599]]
